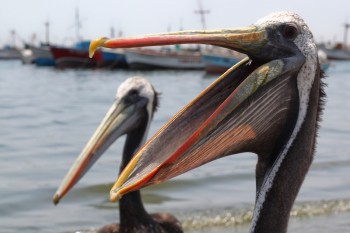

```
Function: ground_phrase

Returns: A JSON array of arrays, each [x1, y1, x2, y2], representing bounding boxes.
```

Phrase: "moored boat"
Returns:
[[97, 48, 128, 69], [50, 41, 101, 69], [50, 41, 127, 69], [21, 44, 55, 66], [317, 43, 350, 61], [318, 49, 331, 72], [0, 46, 21, 60], [201, 50, 245, 74], [125, 48, 204, 70], [21, 46, 34, 64], [50, 46, 95, 69]]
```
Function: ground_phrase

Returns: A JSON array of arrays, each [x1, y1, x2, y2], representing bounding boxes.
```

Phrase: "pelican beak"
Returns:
[[94, 26, 305, 202], [53, 94, 148, 204], [89, 27, 267, 58]]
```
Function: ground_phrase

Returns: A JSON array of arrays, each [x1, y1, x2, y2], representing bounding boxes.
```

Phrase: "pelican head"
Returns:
[[90, 12, 325, 232], [53, 77, 158, 204]]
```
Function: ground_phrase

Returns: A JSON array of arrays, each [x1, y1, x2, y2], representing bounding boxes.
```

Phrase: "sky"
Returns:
[[0, 0, 349, 47]]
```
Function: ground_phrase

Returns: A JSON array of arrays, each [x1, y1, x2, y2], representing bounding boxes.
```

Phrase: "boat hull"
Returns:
[[50, 46, 98, 69], [318, 44, 350, 60], [125, 49, 204, 70], [201, 53, 241, 74], [98, 49, 128, 69], [0, 47, 21, 60], [32, 45, 54, 66]]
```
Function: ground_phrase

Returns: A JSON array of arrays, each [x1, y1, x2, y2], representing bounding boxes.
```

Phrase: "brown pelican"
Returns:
[[52, 77, 183, 233], [90, 12, 325, 232]]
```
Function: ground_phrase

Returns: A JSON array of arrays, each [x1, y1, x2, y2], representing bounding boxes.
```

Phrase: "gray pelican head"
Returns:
[[90, 12, 325, 232], [53, 76, 158, 204]]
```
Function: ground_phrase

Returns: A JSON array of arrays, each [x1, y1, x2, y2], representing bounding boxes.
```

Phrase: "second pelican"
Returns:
[[53, 77, 182, 233]]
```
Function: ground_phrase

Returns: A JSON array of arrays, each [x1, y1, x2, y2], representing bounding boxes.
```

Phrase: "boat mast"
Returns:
[[75, 7, 82, 42], [45, 21, 50, 44], [344, 23, 350, 49], [10, 30, 16, 47], [110, 27, 115, 38], [194, 0, 210, 51], [194, 0, 210, 30]]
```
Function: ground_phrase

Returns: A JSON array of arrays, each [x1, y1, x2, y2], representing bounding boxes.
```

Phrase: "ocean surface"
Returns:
[[0, 60, 349, 233]]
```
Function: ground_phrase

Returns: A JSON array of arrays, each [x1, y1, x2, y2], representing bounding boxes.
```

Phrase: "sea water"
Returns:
[[0, 60, 349, 233]]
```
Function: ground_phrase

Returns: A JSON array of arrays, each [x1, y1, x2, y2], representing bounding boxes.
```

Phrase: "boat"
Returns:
[[317, 22, 350, 61], [51, 41, 128, 69], [32, 44, 55, 66], [50, 45, 95, 69], [124, 48, 205, 70], [317, 49, 331, 72], [317, 43, 350, 60], [21, 44, 55, 66], [201, 48, 245, 74], [0, 46, 21, 60], [98, 48, 128, 69], [21, 46, 34, 64], [50, 41, 102, 69]]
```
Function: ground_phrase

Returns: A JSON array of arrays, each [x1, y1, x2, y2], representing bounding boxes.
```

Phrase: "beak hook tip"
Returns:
[[89, 37, 109, 58], [109, 190, 122, 202], [52, 193, 60, 205]]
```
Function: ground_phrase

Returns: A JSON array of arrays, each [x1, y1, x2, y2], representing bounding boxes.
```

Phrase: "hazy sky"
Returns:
[[0, 0, 349, 47]]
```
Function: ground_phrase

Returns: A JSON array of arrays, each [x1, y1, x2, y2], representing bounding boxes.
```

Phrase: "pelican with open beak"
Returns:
[[90, 12, 325, 233]]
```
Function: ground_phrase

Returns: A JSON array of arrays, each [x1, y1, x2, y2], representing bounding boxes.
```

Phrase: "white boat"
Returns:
[[125, 48, 205, 70], [201, 47, 246, 74], [317, 43, 350, 60], [21, 48, 34, 64], [21, 44, 54, 66], [318, 49, 330, 72], [0, 46, 21, 60]]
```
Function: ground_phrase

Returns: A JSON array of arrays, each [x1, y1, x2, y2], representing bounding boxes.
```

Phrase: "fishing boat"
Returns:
[[21, 47, 34, 64], [318, 49, 331, 72], [203, 47, 331, 74], [21, 44, 55, 66], [317, 22, 350, 61], [51, 41, 128, 69], [317, 43, 350, 60], [125, 48, 205, 70], [0, 46, 21, 60], [50, 45, 95, 69], [50, 41, 101, 69], [98, 48, 128, 69], [201, 48, 245, 74], [32, 44, 55, 66]]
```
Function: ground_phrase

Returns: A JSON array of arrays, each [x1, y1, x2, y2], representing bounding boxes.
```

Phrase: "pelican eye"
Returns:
[[281, 24, 299, 40], [123, 89, 140, 104], [128, 89, 139, 97]]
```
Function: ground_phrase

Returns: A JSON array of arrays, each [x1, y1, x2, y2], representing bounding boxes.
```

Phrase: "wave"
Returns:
[[180, 198, 350, 230]]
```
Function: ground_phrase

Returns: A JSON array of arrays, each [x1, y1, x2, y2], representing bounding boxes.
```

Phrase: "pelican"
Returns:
[[90, 12, 325, 232], [52, 77, 183, 233]]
